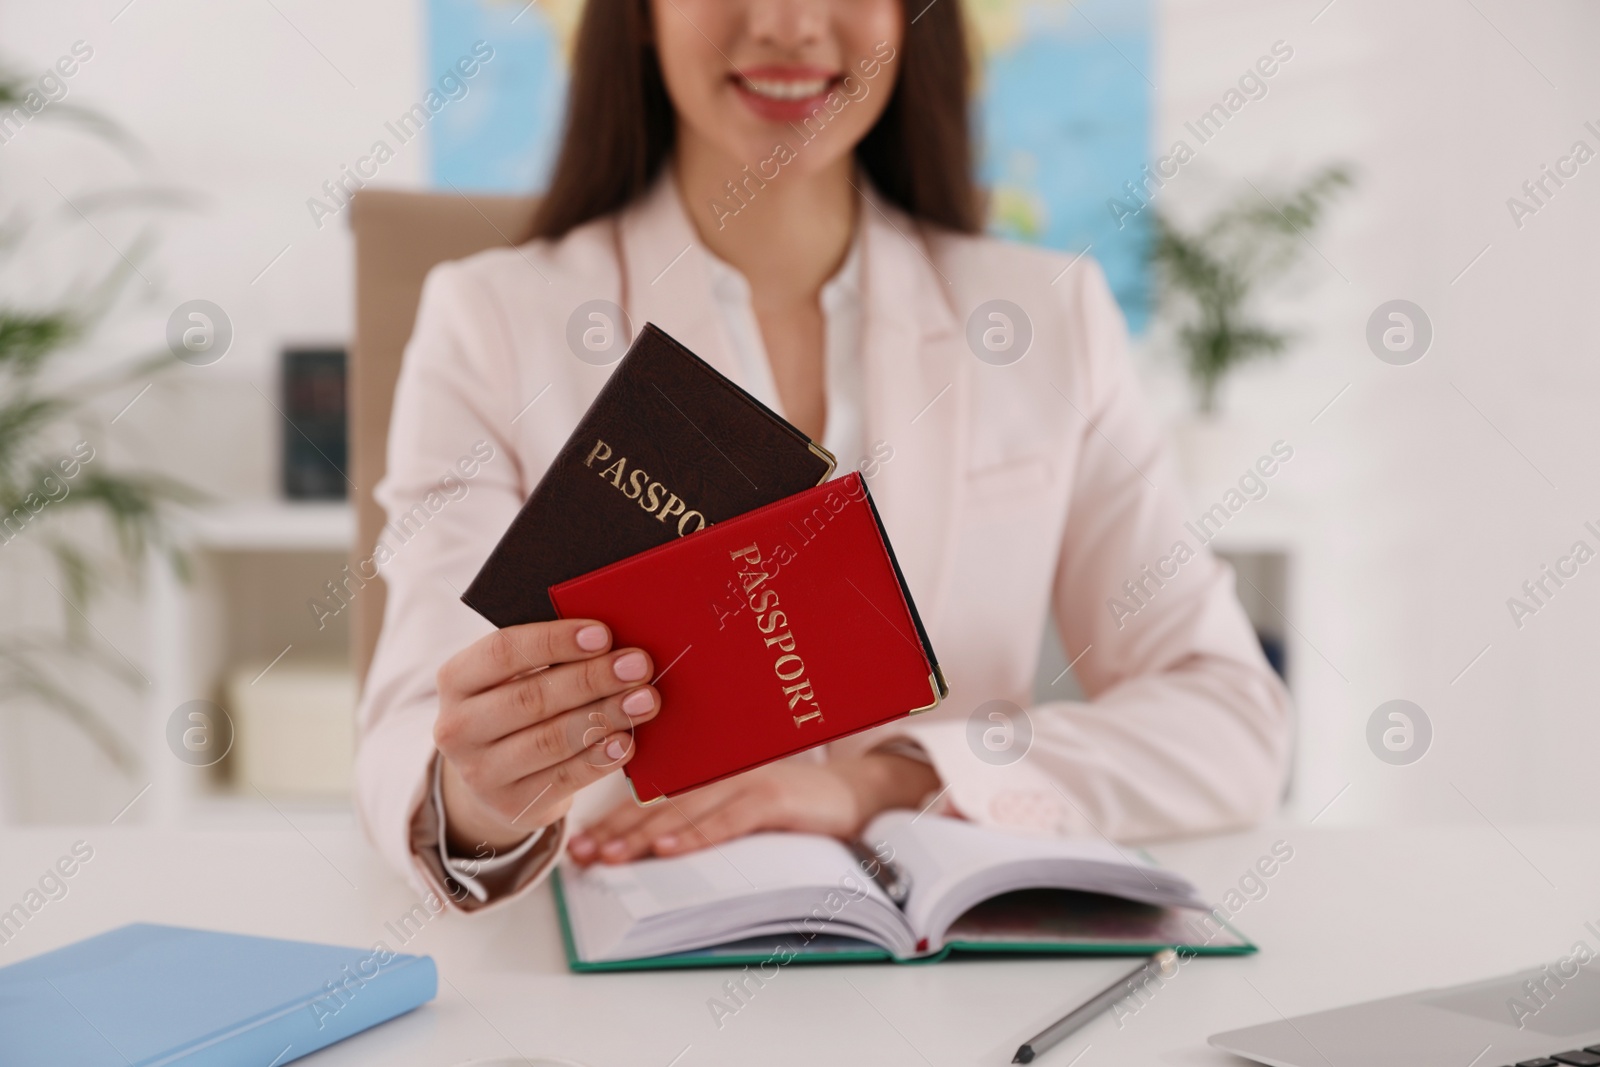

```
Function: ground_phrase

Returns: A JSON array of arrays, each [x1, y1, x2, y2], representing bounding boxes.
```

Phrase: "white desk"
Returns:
[[1, 823, 1594, 1066]]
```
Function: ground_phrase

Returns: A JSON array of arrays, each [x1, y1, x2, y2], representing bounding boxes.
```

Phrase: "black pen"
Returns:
[[1012, 949, 1179, 1063]]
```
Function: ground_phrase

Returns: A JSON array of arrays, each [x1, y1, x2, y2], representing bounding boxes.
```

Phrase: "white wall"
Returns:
[[1152, 0, 1600, 826], [3, 0, 1598, 828]]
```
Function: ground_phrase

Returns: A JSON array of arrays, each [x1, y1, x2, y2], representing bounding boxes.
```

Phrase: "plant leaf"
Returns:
[[0, 643, 141, 773]]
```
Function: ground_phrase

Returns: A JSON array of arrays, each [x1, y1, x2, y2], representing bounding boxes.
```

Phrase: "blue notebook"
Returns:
[[0, 923, 437, 1066]]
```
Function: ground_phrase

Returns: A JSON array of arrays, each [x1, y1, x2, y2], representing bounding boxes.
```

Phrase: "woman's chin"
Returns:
[[689, 116, 857, 182]]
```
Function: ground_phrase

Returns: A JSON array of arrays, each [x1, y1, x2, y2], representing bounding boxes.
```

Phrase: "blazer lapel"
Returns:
[[614, 172, 744, 386], [857, 187, 965, 622]]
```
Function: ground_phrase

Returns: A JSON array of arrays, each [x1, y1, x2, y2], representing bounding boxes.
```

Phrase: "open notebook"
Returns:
[[553, 812, 1250, 971]]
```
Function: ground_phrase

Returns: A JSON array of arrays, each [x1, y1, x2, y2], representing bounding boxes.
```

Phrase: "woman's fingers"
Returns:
[[597, 806, 695, 863], [540, 730, 638, 811], [573, 782, 748, 864], [490, 729, 639, 832], [568, 794, 661, 862], [437, 618, 613, 698], [650, 798, 769, 858], [445, 646, 654, 746], [431, 618, 666, 850], [474, 686, 659, 787]]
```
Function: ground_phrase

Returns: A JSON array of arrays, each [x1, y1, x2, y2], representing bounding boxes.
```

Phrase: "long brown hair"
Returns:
[[528, 0, 982, 239]]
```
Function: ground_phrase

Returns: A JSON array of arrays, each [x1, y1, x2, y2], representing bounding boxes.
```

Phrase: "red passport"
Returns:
[[549, 473, 946, 803]]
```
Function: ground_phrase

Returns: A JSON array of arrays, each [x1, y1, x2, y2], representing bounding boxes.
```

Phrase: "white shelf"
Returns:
[[146, 499, 356, 826], [180, 500, 353, 552]]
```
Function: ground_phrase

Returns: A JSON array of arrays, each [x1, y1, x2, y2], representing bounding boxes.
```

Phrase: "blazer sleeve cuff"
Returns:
[[408, 752, 567, 912], [886, 717, 1090, 837]]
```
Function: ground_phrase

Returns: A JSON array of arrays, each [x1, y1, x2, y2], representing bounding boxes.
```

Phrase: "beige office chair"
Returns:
[[347, 189, 539, 688]]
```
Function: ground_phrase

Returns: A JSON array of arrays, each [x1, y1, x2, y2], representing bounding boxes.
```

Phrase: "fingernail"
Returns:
[[613, 651, 648, 682], [569, 835, 594, 857], [654, 834, 678, 852], [601, 839, 626, 858], [605, 738, 626, 760], [576, 624, 608, 651], [622, 689, 654, 717]]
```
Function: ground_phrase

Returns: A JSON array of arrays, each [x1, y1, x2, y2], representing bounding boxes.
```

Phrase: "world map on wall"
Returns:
[[425, 0, 1151, 328]]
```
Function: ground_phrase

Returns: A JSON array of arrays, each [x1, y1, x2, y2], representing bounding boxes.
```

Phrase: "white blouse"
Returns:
[[705, 229, 867, 475]]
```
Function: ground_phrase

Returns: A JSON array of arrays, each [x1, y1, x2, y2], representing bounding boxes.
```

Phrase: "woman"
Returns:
[[357, 0, 1291, 908]]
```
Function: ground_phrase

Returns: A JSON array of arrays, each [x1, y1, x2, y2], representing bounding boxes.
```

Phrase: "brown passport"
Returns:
[[461, 323, 836, 626]]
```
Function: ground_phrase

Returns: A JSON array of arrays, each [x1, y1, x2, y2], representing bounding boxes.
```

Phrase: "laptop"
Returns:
[[1210, 964, 1600, 1067]]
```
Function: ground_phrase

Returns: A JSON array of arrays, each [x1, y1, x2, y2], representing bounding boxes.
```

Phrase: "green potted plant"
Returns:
[[1150, 165, 1352, 416], [0, 62, 194, 810]]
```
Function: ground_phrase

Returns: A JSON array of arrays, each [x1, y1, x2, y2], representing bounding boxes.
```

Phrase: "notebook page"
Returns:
[[562, 832, 905, 961], [863, 811, 1204, 947]]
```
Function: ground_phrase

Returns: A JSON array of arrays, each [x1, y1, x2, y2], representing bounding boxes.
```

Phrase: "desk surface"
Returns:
[[0, 822, 1594, 1066]]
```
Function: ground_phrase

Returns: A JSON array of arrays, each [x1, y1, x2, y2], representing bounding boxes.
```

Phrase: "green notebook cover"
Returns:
[[550, 866, 1255, 974]]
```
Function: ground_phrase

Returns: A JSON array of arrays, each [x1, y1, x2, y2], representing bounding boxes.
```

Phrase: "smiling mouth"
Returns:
[[734, 73, 839, 102]]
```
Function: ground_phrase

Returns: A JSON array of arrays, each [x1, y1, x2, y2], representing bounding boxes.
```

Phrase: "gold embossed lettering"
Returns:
[[598, 457, 627, 488], [735, 544, 824, 728], [588, 445, 705, 535], [782, 681, 815, 709], [656, 493, 686, 525]]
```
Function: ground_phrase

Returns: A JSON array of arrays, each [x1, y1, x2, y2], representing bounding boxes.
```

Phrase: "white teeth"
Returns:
[[741, 77, 830, 101]]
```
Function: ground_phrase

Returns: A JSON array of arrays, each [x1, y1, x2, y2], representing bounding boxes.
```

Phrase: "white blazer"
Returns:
[[355, 174, 1292, 907]]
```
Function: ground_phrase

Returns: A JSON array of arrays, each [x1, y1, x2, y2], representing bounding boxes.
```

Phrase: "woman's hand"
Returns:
[[433, 619, 658, 854], [567, 751, 941, 865]]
